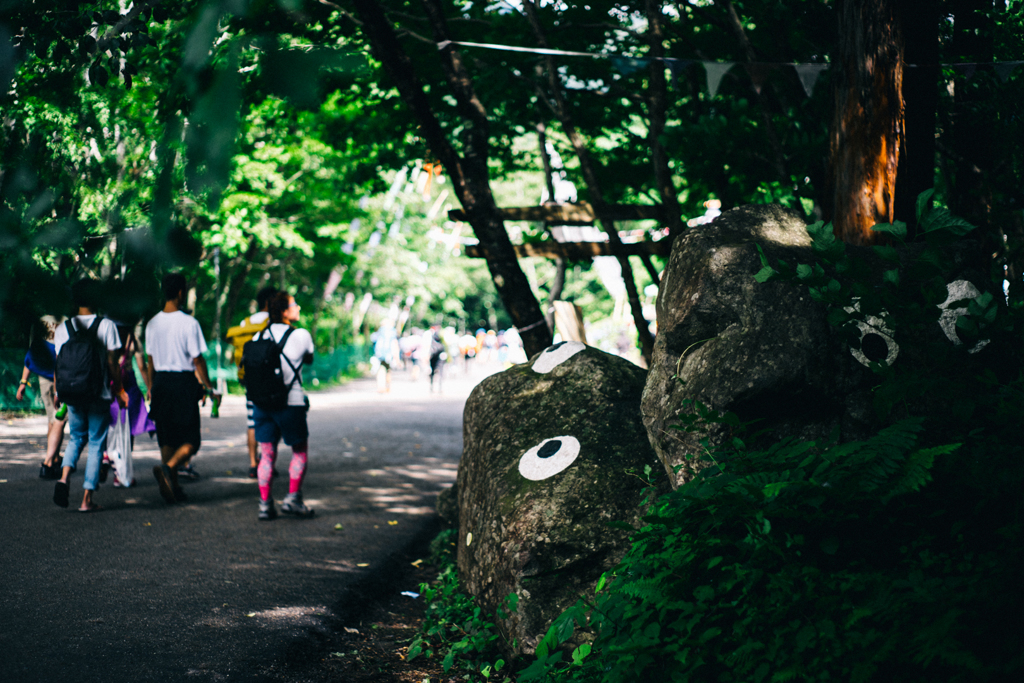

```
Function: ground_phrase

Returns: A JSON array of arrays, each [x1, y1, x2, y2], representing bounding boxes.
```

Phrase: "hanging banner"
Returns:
[[793, 63, 828, 97], [953, 63, 977, 81], [994, 61, 1023, 83], [666, 59, 693, 85], [703, 61, 735, 98], [435, 39, 1018, 100], [611, 56, 648, 76], [744, 63, 774, 95]]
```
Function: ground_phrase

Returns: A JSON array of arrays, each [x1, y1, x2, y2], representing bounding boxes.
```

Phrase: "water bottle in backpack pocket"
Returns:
[[240, 326, 300, 411], [55, 317, 107, 407]]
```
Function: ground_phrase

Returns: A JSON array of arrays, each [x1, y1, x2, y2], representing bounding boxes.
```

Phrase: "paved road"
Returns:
[[0, 362, 492, 683]]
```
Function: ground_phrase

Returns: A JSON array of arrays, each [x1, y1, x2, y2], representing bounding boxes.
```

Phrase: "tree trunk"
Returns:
[[222, 237, 258, 330], [828, 0, 904, 245], [893, 0, 939, 238], [349, 0, 552, 357], [950, 0, 994, 231], [522, 0, 654, 364], [546, 258, 567, 334], [537, 125, 568, 333], [644, 0, 686, 243]]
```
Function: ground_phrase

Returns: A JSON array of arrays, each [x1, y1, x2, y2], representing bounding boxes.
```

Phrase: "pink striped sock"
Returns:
[[257, 442, 277, 502], [288, 443, 308, 495]]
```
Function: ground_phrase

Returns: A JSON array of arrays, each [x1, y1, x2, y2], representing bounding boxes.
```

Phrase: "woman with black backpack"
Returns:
[[51, 280, 127, 512], [242, 292, 315, 521]]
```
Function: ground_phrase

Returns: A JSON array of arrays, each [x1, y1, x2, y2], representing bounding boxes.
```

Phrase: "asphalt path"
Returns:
[[0, 361, 493, 683]]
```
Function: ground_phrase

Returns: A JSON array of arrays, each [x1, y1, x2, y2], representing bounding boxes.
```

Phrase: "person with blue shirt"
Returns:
[[372, 318, 399, 393], [15, 315, 68, 479]]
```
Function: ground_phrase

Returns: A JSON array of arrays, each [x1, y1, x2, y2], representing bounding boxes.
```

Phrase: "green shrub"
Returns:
[[407, 529, 515, 681], [519, 195, 1024, 682]]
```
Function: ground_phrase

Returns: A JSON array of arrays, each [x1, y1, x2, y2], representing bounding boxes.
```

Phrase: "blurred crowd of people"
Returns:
[[371, 323, 527, 393]]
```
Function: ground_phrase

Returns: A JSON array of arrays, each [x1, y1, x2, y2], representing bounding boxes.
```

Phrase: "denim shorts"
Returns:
[[252, 404, 309, 446]]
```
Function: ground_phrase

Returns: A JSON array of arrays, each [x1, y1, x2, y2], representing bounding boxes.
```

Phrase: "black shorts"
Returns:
[[253, 404, 309, 447], [151, 371, 202, 451]]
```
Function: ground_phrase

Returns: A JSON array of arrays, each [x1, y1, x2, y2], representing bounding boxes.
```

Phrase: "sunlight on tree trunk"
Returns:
[[828, 0, 904, 246]]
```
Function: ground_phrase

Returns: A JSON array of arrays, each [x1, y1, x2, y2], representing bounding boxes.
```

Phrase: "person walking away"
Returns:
[[144, 273, 220, 504], [429, 326, 446, 394], [105, 321, 155, 487], [225, 286, 278, 478], [372, 319, 398, 393], [459, 332, 477, 373], [243, 292, 314, 521], [52, 281, 127, 512], [15, 315, 68, 479]]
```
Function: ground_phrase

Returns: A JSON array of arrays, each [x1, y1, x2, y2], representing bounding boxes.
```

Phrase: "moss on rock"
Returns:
[[457, 345, 660, 656]]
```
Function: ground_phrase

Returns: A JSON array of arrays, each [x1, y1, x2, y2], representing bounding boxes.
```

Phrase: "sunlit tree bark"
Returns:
[[828, 0, 904, 245]]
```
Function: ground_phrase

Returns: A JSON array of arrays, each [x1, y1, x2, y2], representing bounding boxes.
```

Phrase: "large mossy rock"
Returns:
[[457, 343, 660, 656], [642, 204, 878, 488]]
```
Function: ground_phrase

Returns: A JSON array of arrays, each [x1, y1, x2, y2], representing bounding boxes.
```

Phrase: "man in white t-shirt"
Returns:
[[51, 280, 127, 512], [251, 292, 315, 521], [225, 286, 278, 478], [144, 273, 219, 504]]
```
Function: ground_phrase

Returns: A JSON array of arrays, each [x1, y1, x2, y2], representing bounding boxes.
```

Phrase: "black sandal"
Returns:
[[53, 481, 69, 508]]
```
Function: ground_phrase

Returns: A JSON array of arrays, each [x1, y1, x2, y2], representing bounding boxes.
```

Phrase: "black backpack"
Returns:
[[55, 316, 107, 406], [241, 326, 300, 410]]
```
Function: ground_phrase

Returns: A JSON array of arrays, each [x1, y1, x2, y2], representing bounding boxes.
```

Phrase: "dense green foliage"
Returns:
[[518, 210, 1023, 681], [4, 1, 1023, 351], [407, 528, 513, 681]]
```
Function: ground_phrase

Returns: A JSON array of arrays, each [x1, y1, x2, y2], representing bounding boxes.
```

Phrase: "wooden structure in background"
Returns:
[[456, 201, 672, 261], [448, 202, 665, 226], [552, 301, 588, 343], [464, 239, 670, 260]]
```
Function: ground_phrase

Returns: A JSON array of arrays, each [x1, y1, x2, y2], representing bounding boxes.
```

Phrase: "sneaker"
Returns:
[[153, 465, 176, 504], [280, 493, 315, 518], [258, 500, 277, 521], [173, 487, 188, 503], [177, 464, 200, 481], [99, 459, 111, 483], [39, 462, 59, 480]]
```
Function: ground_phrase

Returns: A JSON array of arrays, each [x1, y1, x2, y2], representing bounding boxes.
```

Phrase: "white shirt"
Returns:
[[53, 315, 122, 401], [258, 323, 314, 406], [145, 311, 208, 372]]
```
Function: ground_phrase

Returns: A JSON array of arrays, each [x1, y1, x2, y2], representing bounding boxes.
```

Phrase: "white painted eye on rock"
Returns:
[[532, 341, 586, 374], [937, 280, 991, 354], [518, 436, 581, 481], [844, 301, 899, 367]]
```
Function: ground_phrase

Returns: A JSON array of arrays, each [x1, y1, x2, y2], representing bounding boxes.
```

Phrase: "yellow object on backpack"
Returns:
[[225, 316, 269, 381]]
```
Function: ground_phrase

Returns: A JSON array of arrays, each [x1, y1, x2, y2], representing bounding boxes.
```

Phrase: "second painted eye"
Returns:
[[845, 301, 899, 368], [532, 341, 586, 374], [937, 280, 990, 354], [518, 436, 581, 481]]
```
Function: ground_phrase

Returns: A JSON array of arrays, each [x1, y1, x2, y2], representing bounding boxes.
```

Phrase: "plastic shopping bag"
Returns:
[[108, 408, 134, 487]]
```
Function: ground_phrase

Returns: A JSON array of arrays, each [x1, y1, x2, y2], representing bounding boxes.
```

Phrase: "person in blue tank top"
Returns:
[[14, 316, 68, 479]]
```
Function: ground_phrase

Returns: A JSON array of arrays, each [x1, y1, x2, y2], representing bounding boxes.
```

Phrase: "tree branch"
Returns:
[[96, 0, 164, 52]]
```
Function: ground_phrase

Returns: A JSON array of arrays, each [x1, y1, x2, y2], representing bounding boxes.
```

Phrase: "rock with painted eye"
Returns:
[[937, 280, 991, 354], [843, 302, 899, 368], [454, 344, 659, 658], [517, 436, 580, 481], [642, 204, 885, 489], [531, 341, 586, 373]]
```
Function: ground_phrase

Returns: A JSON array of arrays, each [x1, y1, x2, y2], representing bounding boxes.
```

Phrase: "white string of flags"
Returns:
[[437, 40, 1024, 99]]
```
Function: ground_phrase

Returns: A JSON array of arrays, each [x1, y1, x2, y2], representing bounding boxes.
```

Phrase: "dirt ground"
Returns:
[[286, 527, 458, 683]]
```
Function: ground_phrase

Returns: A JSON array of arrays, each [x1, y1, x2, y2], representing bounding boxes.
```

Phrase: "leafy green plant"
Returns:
[[518, 195, 1024, 682], [520, 388, 1023, 681], [407, 530, 515, 681]]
